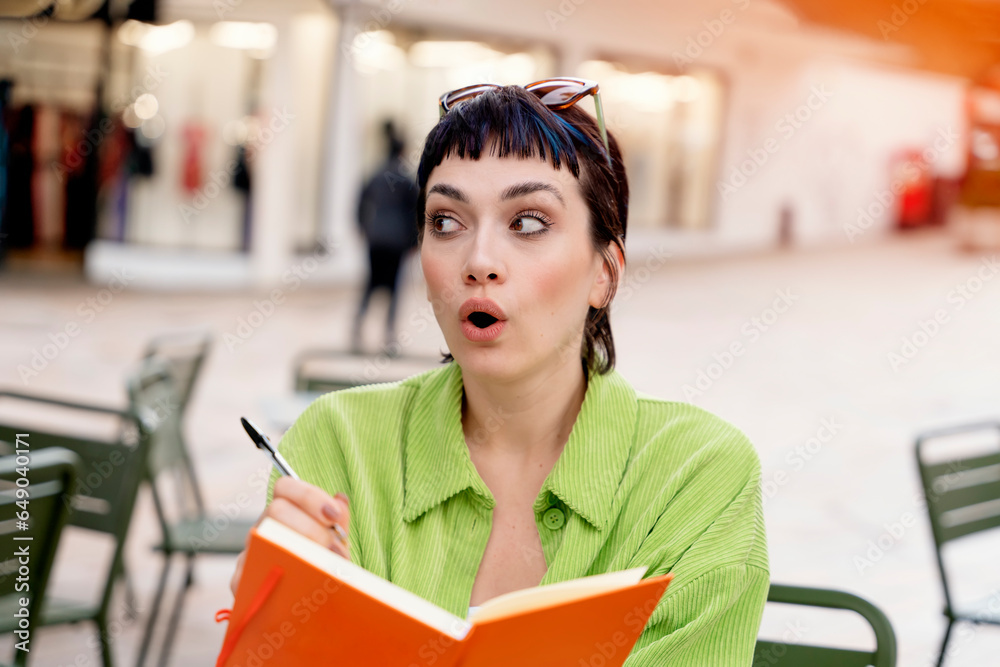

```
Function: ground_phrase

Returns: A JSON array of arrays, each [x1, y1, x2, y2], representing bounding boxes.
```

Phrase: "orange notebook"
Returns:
[[216, 518, 672, 667]]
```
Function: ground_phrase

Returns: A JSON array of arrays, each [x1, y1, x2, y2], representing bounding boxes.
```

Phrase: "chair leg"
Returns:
[[97, 616, 115, 667], [935, 617, 955, 667], [122, 570, 139, 623], [13, 634, 28, 667], [157, 554, 196, 667], [136, 555, 172, 667]]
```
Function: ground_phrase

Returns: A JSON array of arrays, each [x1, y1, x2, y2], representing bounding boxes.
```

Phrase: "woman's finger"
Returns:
[[274, 477, 351, 532], [267, 497, 342, 551]]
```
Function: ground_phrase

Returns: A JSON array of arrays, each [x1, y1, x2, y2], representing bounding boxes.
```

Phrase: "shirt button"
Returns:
[[542, 507, 565, 530]]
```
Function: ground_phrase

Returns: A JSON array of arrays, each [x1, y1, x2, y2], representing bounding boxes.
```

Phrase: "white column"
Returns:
[[250, 15, 297, 288], [316, 0, 366, 282], [556, 42, 590, 77]]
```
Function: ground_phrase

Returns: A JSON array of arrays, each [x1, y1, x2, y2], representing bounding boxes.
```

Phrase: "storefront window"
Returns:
[[579, 59, 724, 230], [352, 30, 555, 180]]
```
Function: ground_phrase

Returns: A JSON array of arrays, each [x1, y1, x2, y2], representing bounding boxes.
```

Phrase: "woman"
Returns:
[[230, 80, 768, 665]]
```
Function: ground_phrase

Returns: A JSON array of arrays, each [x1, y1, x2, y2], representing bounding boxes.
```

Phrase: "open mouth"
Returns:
[[467, 312, 499, 329]]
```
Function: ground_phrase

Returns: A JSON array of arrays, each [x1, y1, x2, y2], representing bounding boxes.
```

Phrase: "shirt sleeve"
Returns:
[[623, 434, 770, 666]]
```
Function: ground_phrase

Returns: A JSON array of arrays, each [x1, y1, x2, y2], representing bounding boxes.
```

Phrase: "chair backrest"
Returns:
[[142, 330, 212, 422], [140, 331, 212, 514], [293, 348, 441, 393], [915, 422, 1000, 546], [914, 421, 1000, 612], [0, 357, 172, 615], [754, 583, 897, 667], [0, 448, 80, 635]]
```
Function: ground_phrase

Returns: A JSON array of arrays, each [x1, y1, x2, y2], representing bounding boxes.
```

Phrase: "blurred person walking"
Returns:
[[352, 121, 418, 354]]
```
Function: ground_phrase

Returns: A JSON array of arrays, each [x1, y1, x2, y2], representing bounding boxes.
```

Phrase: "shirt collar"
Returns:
[[402, 360, 637, 531]]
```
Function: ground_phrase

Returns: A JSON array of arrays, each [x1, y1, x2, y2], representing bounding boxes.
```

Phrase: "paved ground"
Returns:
[[1, 228, 999, 665]]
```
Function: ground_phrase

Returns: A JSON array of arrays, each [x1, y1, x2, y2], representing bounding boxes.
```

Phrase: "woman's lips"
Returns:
[[459, 297, 508, 342], [459, 298, 507, 321], [461, 318, 506, 342]]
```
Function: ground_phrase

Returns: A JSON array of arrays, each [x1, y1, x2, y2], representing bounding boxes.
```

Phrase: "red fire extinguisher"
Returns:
[[889, 149, 932, 229]]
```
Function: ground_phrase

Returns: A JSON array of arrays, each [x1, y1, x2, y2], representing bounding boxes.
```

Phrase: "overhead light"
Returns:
[[117, 20, 194, 56], [210, 21, 277, 54]]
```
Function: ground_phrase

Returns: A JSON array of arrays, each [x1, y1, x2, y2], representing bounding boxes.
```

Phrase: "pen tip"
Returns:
[[241, 417, 261, 444]]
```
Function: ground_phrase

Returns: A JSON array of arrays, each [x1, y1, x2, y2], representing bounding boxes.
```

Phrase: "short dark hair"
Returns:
[[415, 85, 629, 375]]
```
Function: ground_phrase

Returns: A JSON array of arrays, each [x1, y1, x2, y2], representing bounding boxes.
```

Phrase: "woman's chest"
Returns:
[[466, 456, 556, 606], [468, 501, 549, 606]]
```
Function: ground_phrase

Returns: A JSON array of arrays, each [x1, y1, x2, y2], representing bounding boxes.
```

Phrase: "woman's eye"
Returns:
[[511, 215, 547, 234], [432, 216, 461, 234]]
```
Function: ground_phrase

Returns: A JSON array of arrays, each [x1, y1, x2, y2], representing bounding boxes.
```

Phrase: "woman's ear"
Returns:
[[588, 240, 625, 310]]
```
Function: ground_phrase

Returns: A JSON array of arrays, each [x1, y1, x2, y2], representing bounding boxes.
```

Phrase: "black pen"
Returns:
[[240, 417, 349, 546], [241, 416, 300, 479]]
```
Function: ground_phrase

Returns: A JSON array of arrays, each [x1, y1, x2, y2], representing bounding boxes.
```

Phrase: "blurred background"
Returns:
[[0, 0, 999, 665]]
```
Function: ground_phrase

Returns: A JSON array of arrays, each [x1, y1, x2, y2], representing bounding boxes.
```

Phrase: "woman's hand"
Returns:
[[230, 477, 350, 596]]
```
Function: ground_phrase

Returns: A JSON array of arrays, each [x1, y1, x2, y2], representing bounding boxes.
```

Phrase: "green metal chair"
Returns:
[[754, 583, 897, 666], [293, 347, 442, 393], [0, 448, 81, 667], [915, 421, 1000, 667], [135, 332, 256, 667], [0, 357, 172, 667]]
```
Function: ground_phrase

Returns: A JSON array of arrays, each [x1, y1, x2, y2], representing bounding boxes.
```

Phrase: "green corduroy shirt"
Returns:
[[266, 360, 769, 666]]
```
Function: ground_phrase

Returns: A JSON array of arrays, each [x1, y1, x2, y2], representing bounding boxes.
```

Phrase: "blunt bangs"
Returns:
[[416, 86, 593, 190]]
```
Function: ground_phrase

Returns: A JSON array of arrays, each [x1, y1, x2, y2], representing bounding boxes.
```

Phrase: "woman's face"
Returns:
[[420, 148, 614, 380]]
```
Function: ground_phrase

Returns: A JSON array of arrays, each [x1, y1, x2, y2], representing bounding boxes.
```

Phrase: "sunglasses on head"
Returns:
[[438, 76, 611, 166]]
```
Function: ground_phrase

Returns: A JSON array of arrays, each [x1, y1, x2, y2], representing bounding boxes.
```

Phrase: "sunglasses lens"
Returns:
[[441, 84, 498, 111], [527, 82, 587, 108]]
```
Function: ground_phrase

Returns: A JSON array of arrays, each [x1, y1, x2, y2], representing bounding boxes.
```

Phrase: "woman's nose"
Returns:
[[463, 231, 505, 285]]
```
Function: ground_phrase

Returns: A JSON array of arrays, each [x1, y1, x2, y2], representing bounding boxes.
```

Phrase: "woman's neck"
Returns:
[[460, 354, 589, 461]]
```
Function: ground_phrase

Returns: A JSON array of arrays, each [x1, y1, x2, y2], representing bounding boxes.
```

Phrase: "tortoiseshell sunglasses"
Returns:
[[438, 77, 611, 166]]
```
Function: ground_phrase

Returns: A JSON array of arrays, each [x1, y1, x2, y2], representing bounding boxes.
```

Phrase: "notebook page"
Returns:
[[468, 566, 648, 623]]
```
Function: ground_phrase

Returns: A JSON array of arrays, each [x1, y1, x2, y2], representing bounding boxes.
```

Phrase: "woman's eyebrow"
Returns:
[[499, 180, 565, 207], [427, 183, 468, 203]]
